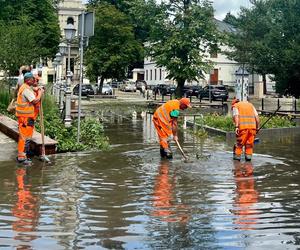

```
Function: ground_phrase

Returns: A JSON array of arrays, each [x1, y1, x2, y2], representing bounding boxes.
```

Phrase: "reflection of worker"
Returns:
[[152, 98, 191, 159], [16, 72, 44, 165], [233, 161, 258, 230], [12, 168, 39, 242], [232, 100, 259, 161], [152, 160, 189, 223]]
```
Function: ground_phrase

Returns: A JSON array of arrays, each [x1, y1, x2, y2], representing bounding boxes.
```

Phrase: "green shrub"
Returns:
[[196, 113, 296, 132]]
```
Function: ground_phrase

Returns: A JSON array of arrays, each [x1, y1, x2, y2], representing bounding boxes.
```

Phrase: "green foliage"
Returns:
[[145, 0, 220, 97], [197, 113, 296, 132], [0, 88, 109, 153], [0, 0, 60, 74], [85, 3, 143, 83], [35, 95, 109, 153], [226, 0, 300, 97]]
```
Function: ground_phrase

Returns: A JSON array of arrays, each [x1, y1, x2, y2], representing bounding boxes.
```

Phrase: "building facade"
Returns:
[[57, 0, 85, 82]]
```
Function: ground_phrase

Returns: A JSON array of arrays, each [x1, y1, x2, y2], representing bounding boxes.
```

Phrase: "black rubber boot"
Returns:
[[164, 148, 173, 159], [245, 154, 252, 161], [233, 154, 241, 161]]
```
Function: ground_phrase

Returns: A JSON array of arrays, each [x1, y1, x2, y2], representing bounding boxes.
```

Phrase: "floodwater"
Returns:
[[0, 108, 300, 250]]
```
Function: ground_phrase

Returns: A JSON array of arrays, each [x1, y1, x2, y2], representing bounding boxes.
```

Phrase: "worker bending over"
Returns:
[[153, 98, 191, 159], [15, 72, 44, 165], [232, 99, 259, 161]]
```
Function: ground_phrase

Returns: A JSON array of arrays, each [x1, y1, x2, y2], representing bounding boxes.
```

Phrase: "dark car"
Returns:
[[183, 85, 202, 97], [199, 85, 228, 101], [73, 84, 95, 96], [153, 84, 176, 95]]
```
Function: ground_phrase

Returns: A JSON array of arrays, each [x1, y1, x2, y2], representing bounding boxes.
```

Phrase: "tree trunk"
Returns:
[[263, 74, 267, 95], [98, 76, 105, 95], [175, 78, 185, 98]]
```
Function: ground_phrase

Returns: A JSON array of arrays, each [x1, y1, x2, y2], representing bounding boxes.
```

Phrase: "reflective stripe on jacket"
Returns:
[[153, 100, 180, 132], [15, 84, 35, 118], [235, 101, 257, 130]]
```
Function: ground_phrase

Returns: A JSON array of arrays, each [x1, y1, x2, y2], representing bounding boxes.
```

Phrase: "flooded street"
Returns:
[[0, 106, 300, 249]]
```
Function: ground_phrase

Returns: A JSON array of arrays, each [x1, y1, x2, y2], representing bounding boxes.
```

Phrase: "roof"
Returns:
[[214, 18, 237, 33]]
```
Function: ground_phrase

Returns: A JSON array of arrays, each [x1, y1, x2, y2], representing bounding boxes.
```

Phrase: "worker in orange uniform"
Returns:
[[15, 72, 44, 165], [232, 99, 259, 161], [153, 98, 191, 159]]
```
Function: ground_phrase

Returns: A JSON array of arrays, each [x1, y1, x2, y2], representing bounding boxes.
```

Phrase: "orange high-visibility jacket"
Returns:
[[15, 84, 35, 118], [235, 101, 257, 130], [153, 100, 180, 133]]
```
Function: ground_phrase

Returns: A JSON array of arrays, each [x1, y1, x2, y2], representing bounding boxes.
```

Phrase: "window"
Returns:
[[146, 70, 148, 81], [150, 70, 152, 81], [160, 69, 162, 80], [155, 69, 157, 80]]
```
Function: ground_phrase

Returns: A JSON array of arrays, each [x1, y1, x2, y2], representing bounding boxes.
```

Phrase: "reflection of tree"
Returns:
[[12, 168, 39, 246], [233, 161, 259, 230], [152, 160, 189, 223]]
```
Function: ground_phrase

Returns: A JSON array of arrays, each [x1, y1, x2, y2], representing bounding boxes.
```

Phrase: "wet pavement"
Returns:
[[0, 107, 300, 249]]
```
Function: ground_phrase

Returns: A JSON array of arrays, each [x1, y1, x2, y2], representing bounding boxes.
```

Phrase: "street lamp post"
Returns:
[[54, 53, 62, 104], [58, 42, 67, 113], [52, 59, 58, 97], [64, 24, 76, 127]]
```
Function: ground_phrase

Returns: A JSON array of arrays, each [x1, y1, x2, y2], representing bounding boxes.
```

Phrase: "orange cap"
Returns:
[[180, 98, 192, 108]]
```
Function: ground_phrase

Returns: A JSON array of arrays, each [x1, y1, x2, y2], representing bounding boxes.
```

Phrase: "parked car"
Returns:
[[153, 84, 176, 95], [183, 85, 202, 97], [73, 84, 95, 96], [99, 84, 113, 95], [110, 81, 123, 89], [120, 82, 137, 92], [136, 80, 147, 91], [199, 85, 228, 101]]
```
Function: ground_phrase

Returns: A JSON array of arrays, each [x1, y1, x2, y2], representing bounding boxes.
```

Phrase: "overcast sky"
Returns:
[[82, 0, 251, 20], [212, 0, 251, 20]]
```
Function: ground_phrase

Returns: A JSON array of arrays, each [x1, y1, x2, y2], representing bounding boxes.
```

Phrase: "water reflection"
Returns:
[[232, 161, 259, 230], [152, 160, 189, 223], [12, 168, 39, 248]]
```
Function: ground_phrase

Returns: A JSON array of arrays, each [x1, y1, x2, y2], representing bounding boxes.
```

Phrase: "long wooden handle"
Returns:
[[175, 139, 188, 159], [39, 100, 45, 156]]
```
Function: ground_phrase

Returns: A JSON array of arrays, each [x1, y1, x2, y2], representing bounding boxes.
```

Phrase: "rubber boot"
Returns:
[[160, 146, 165, 158], [245, 154, 252, 161], [164, 148, 173, 159], [233, 154, 241, 161]]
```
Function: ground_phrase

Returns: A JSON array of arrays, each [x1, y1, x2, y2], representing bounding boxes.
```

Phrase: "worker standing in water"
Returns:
[[232, 99, 259, 161], [152, 98, 191, 159], [15, 72, 44, 165]]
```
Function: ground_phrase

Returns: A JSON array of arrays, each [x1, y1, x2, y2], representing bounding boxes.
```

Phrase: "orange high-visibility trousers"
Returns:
[[17, 117, 34, 160], [235, 129, 256, 157], [152, 117, 171, 149]]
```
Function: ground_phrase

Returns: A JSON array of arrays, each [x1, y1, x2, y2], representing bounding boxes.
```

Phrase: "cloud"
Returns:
[[212, 0, 251, 20]]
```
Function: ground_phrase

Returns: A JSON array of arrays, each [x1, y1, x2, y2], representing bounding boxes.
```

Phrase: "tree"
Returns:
[[0, 23, 38, 76], [0, 0, 60, 74], [226, 0, 300, 97], [223, 12, 239, 27], [84, 4, 143, 93], [145, 0, 220, 97]]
